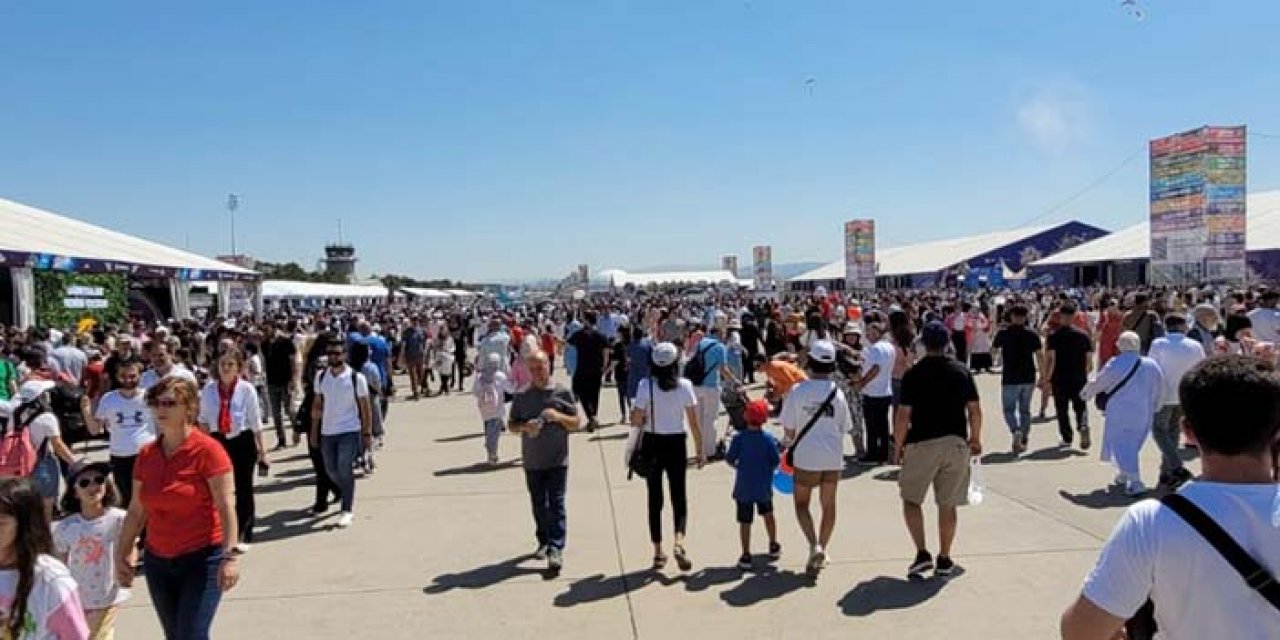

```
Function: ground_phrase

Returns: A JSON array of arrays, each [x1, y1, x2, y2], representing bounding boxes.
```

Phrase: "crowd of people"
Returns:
[[0, 280, 1275, 637]]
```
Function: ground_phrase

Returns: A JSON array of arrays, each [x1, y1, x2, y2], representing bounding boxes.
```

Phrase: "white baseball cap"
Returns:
[[808, 339, 836, 364], [651, 342, 680, 367]]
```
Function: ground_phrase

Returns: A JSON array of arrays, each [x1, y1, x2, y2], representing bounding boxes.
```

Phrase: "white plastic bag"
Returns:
[[967, 457, 985, 506]]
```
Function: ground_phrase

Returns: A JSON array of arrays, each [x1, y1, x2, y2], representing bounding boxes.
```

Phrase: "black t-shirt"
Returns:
[[610, 340, 628, 375], [265, 336, 297, 386], [900, 356, 978, 444], [568, 327, 609, 378], [992, 326, 1042, 385], [1046, 326, 1092, 387]]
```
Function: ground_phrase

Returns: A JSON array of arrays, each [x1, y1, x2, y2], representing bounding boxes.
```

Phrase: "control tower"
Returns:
[[323, 244, 357, 283]]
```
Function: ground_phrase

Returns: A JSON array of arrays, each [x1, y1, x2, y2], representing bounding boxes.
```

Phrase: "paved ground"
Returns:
[[113, 371, 1189, 639]]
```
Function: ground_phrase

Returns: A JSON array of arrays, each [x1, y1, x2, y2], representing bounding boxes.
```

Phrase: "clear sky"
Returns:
[[1, 0, 1278, 282]]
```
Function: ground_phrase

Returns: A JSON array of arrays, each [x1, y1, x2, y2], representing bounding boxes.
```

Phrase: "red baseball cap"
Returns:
[[744, 399, 771, 426]]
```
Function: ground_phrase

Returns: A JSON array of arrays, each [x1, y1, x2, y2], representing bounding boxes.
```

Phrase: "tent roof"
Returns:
[[0, 197, 257, 280], [445, 289, 477, 297], [789, 224, 1060, 282], [597, 269, 742, 287], [1032, 191, 1280, 266], [403, 287, 450, 298], [261, 280, 401, 299]]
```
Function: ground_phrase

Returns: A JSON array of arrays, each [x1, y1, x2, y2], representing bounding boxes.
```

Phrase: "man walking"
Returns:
[[1121, 293, 1165, 355], [508, 350, 583, 574], [1045, 303, 1093, 450], [402, 317, 428, 399], [689, 326, 731, 460], [992, 305, 1042, 455], [893, 322, 982, 579], [311, 342, 373, 529], [857, 323, 896, 464], [1147, 315, 1205, 490], [567, 311, 610, 431], [264, 324, 299, 450], [1246, 289, 1280, 344]]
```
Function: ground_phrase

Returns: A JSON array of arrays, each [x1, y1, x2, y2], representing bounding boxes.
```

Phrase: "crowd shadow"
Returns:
[[1057, 487, 1139, 509], [872, 469, 900, 482], [433, 460, 523, 477], [720, 568, 814, 607], [842, 463, 877, 480], [424, 555, 548, 595], [980, 452, 1018, 465], [434, 433, 485, 443], [837, 569, 963, 617], [255, 474, 315, 495], [589, 432, 630, 443], [253, 507, 337, 544], [1023, 447, 1087, 462], [554, 569, 679, 607]]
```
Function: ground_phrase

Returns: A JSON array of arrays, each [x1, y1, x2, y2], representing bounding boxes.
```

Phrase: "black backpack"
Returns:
[[682, 344, 712, 385], [48, 384, 88, 443]]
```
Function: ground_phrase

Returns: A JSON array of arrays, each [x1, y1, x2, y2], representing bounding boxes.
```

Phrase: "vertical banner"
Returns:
[[721, 255, 738, 277], [844, 219, 876, 291], [1149, 125, 1247, 285], [577, 264, 589, 285], [752, 246, 773, 291]]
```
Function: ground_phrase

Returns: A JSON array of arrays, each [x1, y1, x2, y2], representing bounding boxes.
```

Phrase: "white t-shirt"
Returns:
[[781, 379, 851, 472], [94, 391, 156, 457], [0, 555, 88, 639], [139, 365, 197, 391], [1082, 481, 1280, 639], [1247, 307, 1280, 344], [633, 378, 698, 435], [53, 509, 130, 610], [861, 340, 897, 398], [196, 380, 263, 439], [26, 414, 60, 455], [1148, 335, 1206, 407], [315, 366, 370, 435]]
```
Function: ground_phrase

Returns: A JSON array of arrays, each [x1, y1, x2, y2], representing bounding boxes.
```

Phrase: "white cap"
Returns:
[[651, 342, 680, 367], [808, 339, 836, 364]]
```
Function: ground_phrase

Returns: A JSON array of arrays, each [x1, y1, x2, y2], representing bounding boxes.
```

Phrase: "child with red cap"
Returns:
[[725, 398, 782, 570]]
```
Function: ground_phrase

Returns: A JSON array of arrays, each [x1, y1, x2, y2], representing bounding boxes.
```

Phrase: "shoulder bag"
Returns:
[[1125, 493, 1280, 639], [627, 378, 658, 480], [784, 384, 839, 469], [1095, 357, 1142, 412]]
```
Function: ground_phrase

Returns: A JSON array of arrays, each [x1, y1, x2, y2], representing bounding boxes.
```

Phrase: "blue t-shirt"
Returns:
[[725, 429, 780, 503], [365, 335, 391, 383], [695, 337, 727, 388], [625, 338, 653, 399]]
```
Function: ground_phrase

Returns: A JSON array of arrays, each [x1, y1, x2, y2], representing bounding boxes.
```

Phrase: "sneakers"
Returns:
[[767, 541, 782, 560], [935, 555, 956, 577], [533, 544, 549, 561], [1079, 428, 1092, 450], [806, 545, 828, 574], [908, 550, 934, 578], [487, 455, 500, 465], [547, 547, 563, 572], [1011, 431, 1026, 455], [737, 553, 753, 570], [336, 512, 354, 528], [233, 543, 252, 555], [1125, 479, 1148, 497]]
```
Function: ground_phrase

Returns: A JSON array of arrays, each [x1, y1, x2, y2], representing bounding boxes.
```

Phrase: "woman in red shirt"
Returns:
[[115, 377, 238, 640]]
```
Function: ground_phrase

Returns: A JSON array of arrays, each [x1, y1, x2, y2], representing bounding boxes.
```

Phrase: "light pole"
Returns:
[[227, 193, 241, 256]]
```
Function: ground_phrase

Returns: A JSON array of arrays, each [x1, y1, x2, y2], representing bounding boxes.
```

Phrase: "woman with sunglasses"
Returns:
[[117, 377, 238, 640], [55, 462, 127, 639], [196, 349, 267, 553]]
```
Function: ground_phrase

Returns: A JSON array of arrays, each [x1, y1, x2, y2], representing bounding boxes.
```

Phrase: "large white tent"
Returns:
[[261, 280, 401, 304], [0, 196, 259, 326], [594, 268, 749, 289], [403, 287, 451, 299]]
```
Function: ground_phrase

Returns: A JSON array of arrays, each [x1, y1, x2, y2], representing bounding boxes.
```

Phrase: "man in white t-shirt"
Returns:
[[781, 339, 852, 578], [139, 343, 197, 390], [1061, 355, 1280, 639], [856, 324, 897, 464], [1246, 289, 1280, 344], [311, 343, 372, 529], [92, 360, 155, 509]]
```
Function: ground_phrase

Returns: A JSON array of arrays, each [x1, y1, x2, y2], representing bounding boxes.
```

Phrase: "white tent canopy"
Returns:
[[261, 280, 402, 300], [595, 268, 744, 288], [403, 287, 450, 299], [0, 197, 257, 279], [790, 224, 1060, 283], [1032, 191, 1280, 267], [445, 289, 478, 298]]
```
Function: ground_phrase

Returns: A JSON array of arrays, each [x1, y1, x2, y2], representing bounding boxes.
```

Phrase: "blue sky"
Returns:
[[1, 0, 1278, 282]]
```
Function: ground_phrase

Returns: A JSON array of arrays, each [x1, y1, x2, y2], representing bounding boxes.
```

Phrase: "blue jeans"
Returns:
[[1001, 384, 1035, 434], [483, 418, 503, 458], [524, 467, 568, 550], [144, 545, 224, 640], [321, 432, 360, 513]]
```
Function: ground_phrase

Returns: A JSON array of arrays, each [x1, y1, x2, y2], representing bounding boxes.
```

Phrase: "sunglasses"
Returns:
[[151, 398, 180, 409], [76, 476, 106, 489]]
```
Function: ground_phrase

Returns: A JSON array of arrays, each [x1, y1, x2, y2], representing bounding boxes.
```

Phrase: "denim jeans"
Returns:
[[1151, 405, 1184, 475], [267, 384, 292, 445], [524, 467, 568, 550], [321, 432, 360, 513], [483, 418, 503, 458], [1000, 384, 1035, 435], [144, 545, 224, 640]]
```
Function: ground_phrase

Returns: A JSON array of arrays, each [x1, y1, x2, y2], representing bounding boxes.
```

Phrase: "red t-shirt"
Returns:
[[540, 333, 556, 355], [135, 429, 233, 558]]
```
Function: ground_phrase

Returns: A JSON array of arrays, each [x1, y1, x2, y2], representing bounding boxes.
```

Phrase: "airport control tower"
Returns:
[[323, 243, 357, 283]]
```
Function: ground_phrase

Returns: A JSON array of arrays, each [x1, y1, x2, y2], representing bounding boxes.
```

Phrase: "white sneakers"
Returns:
[[233, 543, 252, 555], [337, 512, 354, 528]]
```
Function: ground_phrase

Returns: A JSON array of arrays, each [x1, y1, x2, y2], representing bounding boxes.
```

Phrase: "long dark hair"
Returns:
[[651, 362, 679, 392], [888, 310, 914, 350], [0, 478, 54, 639], [59, 471, 121, 517]]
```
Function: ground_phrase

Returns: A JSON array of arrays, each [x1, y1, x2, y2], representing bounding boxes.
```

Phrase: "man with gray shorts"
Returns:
[[892, 322, 983, 580]]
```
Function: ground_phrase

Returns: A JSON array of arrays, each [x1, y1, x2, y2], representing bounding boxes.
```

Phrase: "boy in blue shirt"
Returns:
[[725, 399, 782, 570]]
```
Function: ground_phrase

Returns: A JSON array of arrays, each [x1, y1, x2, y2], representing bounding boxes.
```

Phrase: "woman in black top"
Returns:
[[611, 327, 631, 424]]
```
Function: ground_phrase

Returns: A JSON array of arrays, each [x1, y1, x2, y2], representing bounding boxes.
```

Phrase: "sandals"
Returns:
[[673, 545, 693, 572]]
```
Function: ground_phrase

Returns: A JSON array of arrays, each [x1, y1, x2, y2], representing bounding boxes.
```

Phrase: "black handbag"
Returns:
[[1124, 493, 1280, 638], [627, 379, 657, 480], [1095, 357, 1141, 412]]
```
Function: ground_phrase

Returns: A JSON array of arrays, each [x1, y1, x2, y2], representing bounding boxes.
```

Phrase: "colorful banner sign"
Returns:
[[752, 246, 772, 291], [844, 219, 876, 291], [721, 255, 738, 277], [0, 249, 257, 281], [1149, 125, 1247, 285]]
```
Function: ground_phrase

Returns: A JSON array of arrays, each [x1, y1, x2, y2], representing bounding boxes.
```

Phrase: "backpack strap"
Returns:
[[1161, 493, 1280, 611], [786, 384, 840, 467]]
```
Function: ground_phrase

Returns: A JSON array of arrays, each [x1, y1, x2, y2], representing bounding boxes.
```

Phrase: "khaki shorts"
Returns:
[[898, 435, 971, 507], [794, 468, 841, 488]]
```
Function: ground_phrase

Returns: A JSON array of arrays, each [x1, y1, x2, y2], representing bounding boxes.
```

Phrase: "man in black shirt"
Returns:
[[1045, 303, 1093, 449], [566, 311, 610, 432], [893, 322, 982, 580], [265, 324, 299, 450], [992, 305, 1043, 455]]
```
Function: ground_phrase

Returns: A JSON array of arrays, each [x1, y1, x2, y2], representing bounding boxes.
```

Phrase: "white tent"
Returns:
[[594, 268, 743, 288], [261, 280, 401, 302], [403, 287, 450, 299], [445, 289, 478, 298]]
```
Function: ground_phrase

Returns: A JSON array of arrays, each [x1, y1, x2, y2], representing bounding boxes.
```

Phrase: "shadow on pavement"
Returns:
[[682, 566, 747, 593], [842, 463, 877, 480], [434, 433, 485, 443], [837, 569, 963, 616], [433, 460, 523, 477], [1024, 447, 1087, 462], [423, 555, 546, 594], [1057, 488, 1139, 509], [554, 570, 680, 607], [872, 469, 900, 482], [588, 432, 630, 442], [720, 568, 813, 607], [980, 452, 1018, 465], [255, 475, 315, 495], [253, 508, 336, 544]]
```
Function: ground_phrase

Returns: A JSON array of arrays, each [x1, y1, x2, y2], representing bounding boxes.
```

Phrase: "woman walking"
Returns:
[[628, 342, 705, 572], [611, 327, 631, 425], [197, 350, 267, 551], [1080, 332, 1164, 496], [0, 477, 90, 639]]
